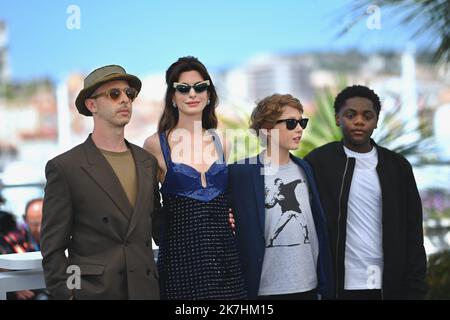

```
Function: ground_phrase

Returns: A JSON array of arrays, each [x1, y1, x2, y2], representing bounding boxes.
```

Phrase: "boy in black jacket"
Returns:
[[304, 85, 427, 299]]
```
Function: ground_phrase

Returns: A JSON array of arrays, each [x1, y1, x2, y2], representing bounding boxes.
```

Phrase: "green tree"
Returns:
[[296, 87, 342, 158], [296, 84, 435, 163], [220, 113, 261, 164], [426, 250, 450, 299], [220, 84, 435, 164]]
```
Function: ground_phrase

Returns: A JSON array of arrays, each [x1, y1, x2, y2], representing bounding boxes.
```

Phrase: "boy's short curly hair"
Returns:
[[250, 94, 304, 135], [334, 85, 381, 115]]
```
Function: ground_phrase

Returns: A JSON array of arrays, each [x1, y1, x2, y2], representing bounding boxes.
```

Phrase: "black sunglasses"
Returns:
[[173, 80, 210, 94], [90, 87, 138, 101], [276, 118, 309, 130]]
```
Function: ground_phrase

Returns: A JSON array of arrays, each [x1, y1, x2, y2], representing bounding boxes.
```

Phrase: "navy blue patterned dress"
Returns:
[[157, 131, 246, 300]]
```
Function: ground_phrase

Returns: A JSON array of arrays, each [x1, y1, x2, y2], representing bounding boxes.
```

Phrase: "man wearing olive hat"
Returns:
[[41, 65, 161, 300]]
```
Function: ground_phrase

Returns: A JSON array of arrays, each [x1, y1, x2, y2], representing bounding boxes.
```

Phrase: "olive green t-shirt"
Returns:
[[100, 148, 137, 209]]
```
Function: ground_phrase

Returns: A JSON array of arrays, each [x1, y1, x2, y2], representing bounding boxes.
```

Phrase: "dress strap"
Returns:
[[209, 130, 226, 163], [158, 131, 172, 168]]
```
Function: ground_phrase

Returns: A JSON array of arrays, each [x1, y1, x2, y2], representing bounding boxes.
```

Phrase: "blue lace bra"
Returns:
[[159, 131, 228, 202]]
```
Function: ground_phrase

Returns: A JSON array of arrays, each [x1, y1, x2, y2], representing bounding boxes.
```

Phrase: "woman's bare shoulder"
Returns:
[[143, 132, 162, 155]]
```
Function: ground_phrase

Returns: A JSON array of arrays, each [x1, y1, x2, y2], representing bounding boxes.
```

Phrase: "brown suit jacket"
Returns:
[[41, 135, 161, 300]]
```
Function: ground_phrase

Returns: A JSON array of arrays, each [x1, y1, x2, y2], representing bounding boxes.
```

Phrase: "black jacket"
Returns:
[[304, 140, 427, 299]]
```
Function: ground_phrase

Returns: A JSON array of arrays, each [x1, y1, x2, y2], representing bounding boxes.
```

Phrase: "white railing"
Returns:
[[0, 250, 159, 300], [0, 251, 45, 300]]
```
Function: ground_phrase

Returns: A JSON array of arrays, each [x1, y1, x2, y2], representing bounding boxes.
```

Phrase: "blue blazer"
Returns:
[[228, 153, 335, 299]]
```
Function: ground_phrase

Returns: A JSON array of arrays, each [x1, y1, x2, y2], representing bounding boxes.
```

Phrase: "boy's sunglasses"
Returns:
[[173, 80, 210, 94], [276, 118, 309, 130], [90, 87, 138, 101]]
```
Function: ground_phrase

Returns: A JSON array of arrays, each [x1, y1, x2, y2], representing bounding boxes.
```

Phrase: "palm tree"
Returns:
[[220, 84, 435, 165], [296, 87, 342, 158], [296, 84, 435, 164], [337, 0, 449, 64], [220, 113, 261, 163]]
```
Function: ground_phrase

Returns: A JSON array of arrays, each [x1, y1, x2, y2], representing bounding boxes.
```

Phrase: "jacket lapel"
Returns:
[[251, 153, 266, 235], [81, 135, 133, 221], [291, 154, 325, 226], [125, 144, 153, 239], [375, 143, 390, 229]]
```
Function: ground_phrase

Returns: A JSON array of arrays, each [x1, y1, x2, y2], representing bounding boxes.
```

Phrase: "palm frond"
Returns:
[[336, 0, 450, 64], [219, 82, 437, 165]]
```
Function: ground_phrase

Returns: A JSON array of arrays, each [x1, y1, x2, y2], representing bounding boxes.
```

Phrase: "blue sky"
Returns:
[[0, 0, 430, 82]]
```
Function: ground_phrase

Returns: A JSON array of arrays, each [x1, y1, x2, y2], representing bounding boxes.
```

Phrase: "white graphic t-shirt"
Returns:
[[258, 159, 319, 296]]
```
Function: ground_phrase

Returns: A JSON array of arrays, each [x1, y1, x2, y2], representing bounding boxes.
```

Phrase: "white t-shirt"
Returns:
[[343, 146, 383, 290], [259, 159, 319, 296]]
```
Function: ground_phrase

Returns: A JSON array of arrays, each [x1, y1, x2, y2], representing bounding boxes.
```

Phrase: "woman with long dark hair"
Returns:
[[144, 56, 246, 299]]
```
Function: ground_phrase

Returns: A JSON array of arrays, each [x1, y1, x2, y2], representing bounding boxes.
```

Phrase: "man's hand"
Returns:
[[229, 208, 235, 235]]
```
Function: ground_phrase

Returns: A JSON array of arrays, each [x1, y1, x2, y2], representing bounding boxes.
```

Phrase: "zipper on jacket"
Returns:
[[336, 157, 349, 299]]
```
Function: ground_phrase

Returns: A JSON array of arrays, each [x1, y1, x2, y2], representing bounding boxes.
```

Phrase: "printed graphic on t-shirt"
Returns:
[[264, 178, 310, 248]]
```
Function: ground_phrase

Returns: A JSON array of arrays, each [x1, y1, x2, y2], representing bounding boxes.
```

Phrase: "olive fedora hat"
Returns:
[[75, 65, 142, 116]]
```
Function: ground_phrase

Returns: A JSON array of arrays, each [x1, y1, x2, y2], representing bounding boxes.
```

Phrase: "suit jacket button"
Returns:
[[102, 217, 109, 224], [118, 270, 124, 275], [146, 269, 151, 276]]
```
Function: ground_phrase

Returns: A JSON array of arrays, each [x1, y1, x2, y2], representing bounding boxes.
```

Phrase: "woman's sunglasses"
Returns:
[[173, 80, 210, 95], [90, 87, 138, 101], [275, 118, 309, 130]]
